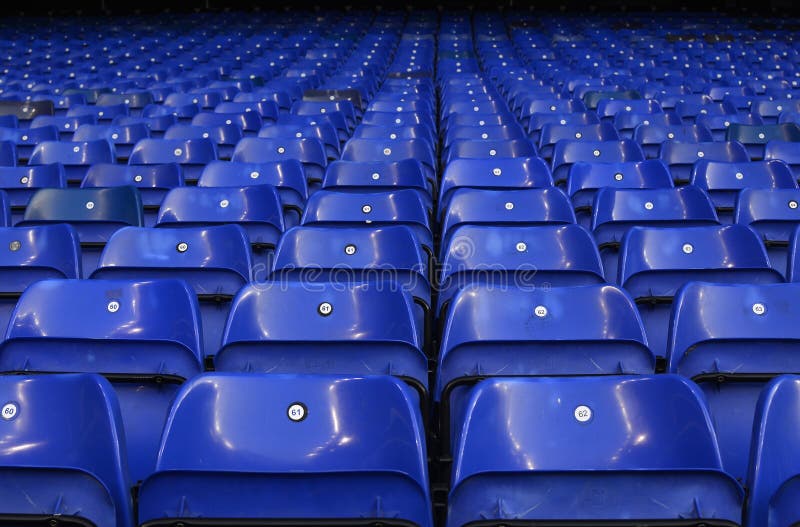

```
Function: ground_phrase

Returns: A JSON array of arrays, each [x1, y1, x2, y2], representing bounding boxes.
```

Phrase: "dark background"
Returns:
[[9, 0, 800, 16]]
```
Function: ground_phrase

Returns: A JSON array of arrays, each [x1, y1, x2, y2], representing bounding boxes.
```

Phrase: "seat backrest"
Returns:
[[0, 373, 133, 527], [734, 188, 800, 241], [323, 159, 428, 194], [138, 373, 431, 527], [198, 159, 308, 201], [567, 159, 674, 208], [551, 139, 645, 184], [92, 225, 252, 295], [82, 162, 183, 196], [128, 137, 218, 165], [620, 224, 783, 296], [28, 139, 115, 166], [0, 224, 81, 291], [0, 278, 203, 378], [302, 189, 431, 232], [747, 375, 800, 527], [659, 140, 750, 183], [0, 164, 65, 207], [447, 375, 741, 527]]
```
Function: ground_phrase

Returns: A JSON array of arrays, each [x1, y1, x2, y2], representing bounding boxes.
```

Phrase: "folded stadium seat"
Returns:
[[567, 160, 674, 229], [0, 125, 58, 163], [0, 373, 134, 527], [551, 139, 645, 186], [291, 101, 354, 141], [156, 185, 284, 273], [72, 123, 150, 162], [726, 123, 800, 161], [537, 122, 619, 161], [259, 122, 341, 160], [668, 282, 800, 485], [163, 123, 242, 160], [19, 186, 143, 276], [138, 374, 432, 527], [323, 159, 432, 206], [764, 140, 800, 181], [193, 109, 263, 138], [619, 224, 783, 362], [141, 103, 200, 125], [82, 163, 184, 227], [198, 160, 308, 227], [232, 136, 327, 188], [518, 98, 587, 130], [0, 100, 54, 129], [691, 113, 764, 142], [440, 187, 575, 257], [215, 282, 427, 398], [632, 122, 714, 159], [613, 111, 681, 140], [0, 164, 65, 224], [447, 375, 743, 527], [443, 123, 526, 149], [753, 99, 800, 124], [98, 91, 154, 117], [0, 224, 80, 329], [735, 188, 800, 276], [659, 140, 750, 185], [361, 110, 436, 135], [437, 284, 654, 449], [527, 112, 600, 143], [438, 157, 553, 217], [272, 225, 430, 353], [92, 225, 251, 357], [596, 98, 662, 123], [67, 103, 130, 123], [438, 224, 604, 322], [234, 89, 290, 115], [746, 375, 800, 527], [351, 121, 436, 147], [128, 137, 217, 185], [341, 138, 436, 190], [301, 189, 433, 260], [0, 278, 204, 484], [114, 114, 177, 139], [674, 98, 734, 124], [443, 138, 537, 165], [592, 186, 719, 282], [28, 139, 114, 186]]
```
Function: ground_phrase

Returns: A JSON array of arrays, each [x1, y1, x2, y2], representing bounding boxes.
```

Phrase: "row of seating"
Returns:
[[6, 369, 800, 527]]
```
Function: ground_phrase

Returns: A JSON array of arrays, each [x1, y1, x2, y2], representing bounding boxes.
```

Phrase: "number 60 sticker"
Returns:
[[1, 401, 19, 421]]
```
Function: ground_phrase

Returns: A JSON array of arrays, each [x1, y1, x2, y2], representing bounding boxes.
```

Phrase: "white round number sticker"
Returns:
[[574, 405, 592, 423], [2, 402, 18, 421], [287, 402, 307, 422]]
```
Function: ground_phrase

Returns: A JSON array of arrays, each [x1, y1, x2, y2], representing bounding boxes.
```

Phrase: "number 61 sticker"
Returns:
[[287, 402, 308, 422]]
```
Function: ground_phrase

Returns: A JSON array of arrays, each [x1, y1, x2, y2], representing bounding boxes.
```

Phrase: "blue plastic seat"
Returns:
[[592, 186, 719, 281], [302, 189, 433, 256], [193, 109, 263, 136], [72, 123, 150, 161], [0, 224, 80, 330], [67, 103, 129, 123], [447, 375, 743, 527], [537, 122, 619, 161], [527, 111, 600, 143], [138, 374, 432, 527], [726, 123, 800, 160], [518, 98, 586, 129], [0, 373, 133, 527], [596, 98, 662, 121], [438, 284, 654, 447], [142, 103, 199, 124], [696, 113, 765, 141], [746, 375, 800, 527], [28, 139, 115, 185], [753, 99, 800, 124], [438, 224, 604, 319], [198, 159, 308, 227], [128, 138, 217, 185], [764, 140, 800, 181], [259, 122, 341, 160], [613, 111, 681, 140], [19, 186, 143, 276], [155, 185, 284, 270], [232, 136, 327, 187], [0, 278, 204, 483], [81, 162, 183, 226], [0, 164, 65, 223], [443, 138, 537, 165], [272, 225, 430, 350], [620, 224, 783, 360], [340, 138, 436, 188], [443, 123, 526, 149], [115, 115, 177, 139], [215, 282, 427, 397], [217, 99, 279, 124], [551, 139, 645, 186], [691, 160, 797, 222], [0, 125, 58, 162], [31, 114, 95, 140], [632, 123, 714, 159], [735, 188, 800, 276], [567, 160, 674, 228], [659, 140, 750, 185], [92, 225, 251, 355], [323, 159, 431, 206], [0, 100, 54, 126], [668, 282, 800, 484], [163, 123, 242, 160], [438, 157, 553, 216]]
